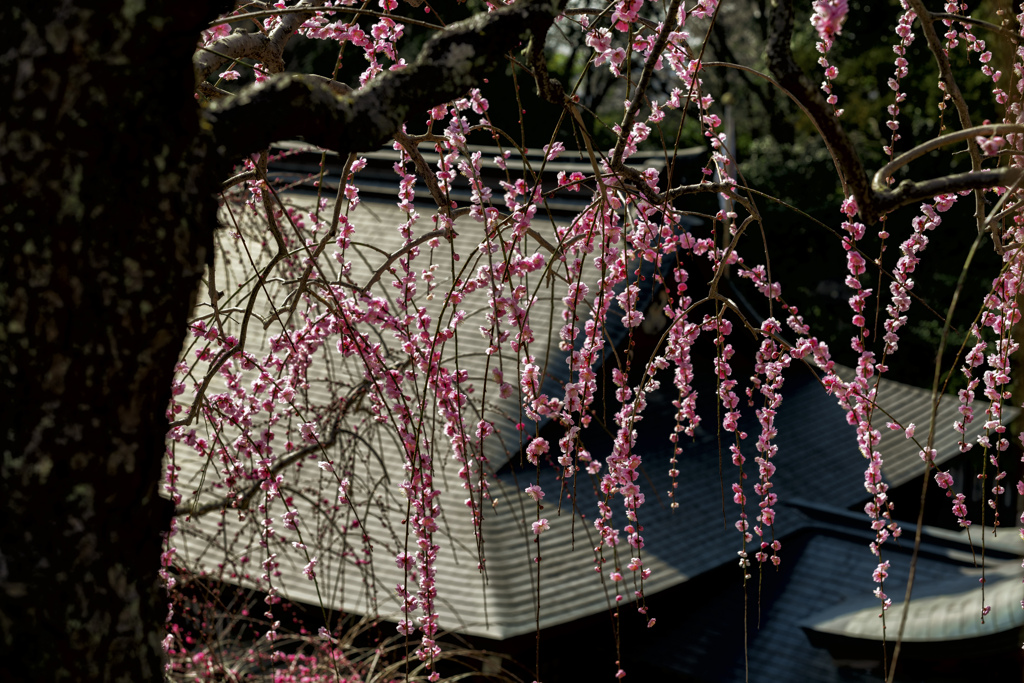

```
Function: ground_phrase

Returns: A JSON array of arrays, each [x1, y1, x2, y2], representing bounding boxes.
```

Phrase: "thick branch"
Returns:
[[611, 0, 684, 168], [206, 0, 566, 161], [526, 28, 566, 104], [193, 0, 326, 84], [763, 0, 1019, 225], [766, 0, 876, 221], [870, 124, 1024, 214], [875, 168, 1023, 215], [873, 124, 1024, 189], [302, 72, 353, 96], [267, 0, 324, 57], [195, 31, 283, 84], [907, 0, 986, 235]]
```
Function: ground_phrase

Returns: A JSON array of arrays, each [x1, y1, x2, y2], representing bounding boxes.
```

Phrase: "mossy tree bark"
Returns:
[[0, 0, 564, 679], [0, 2, 220, 679]]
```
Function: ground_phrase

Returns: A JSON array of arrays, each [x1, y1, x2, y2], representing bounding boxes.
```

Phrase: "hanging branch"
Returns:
[[764, 0, 1021, 226], [766, 0, 875, 219], [906, 0, 987, 235]]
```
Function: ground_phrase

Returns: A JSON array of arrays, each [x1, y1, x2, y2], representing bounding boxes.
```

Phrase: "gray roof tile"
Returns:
[[168, 192, 1015, 643]]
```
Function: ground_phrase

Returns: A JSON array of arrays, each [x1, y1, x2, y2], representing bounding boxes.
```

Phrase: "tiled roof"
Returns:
[[805, 552, 1022, 643], [168, 189, 1014, 642], [267, 140, 705, 214], [830, 366, 1017, 488], [626, 502, 1022, 682]]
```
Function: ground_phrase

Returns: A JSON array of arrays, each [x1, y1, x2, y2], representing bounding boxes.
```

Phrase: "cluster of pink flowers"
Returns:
[[882, 199, 950, 355], [811, 0, 849, 117], [749, 318, 789, 566], [296, 2, 407, 85], [882, 3, 915, 160], [939, 2, 1000, 109], [169, 1, 1024, 676], [814, 195, 902, 611]]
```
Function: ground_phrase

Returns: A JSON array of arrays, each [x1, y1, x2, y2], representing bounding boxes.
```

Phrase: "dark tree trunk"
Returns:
[[0, 0, 561, 678], [0, 3, 218, 679]]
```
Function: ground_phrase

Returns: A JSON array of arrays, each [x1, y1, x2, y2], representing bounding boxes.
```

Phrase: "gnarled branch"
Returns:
[[194, 0, 326, 84], [205, 0, 567, 164], [765, 0, 1018, 226], [766, 0, 875, 220]]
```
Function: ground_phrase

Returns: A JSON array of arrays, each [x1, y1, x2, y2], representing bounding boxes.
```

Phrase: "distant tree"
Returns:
[[2, 1, 1022, 681]]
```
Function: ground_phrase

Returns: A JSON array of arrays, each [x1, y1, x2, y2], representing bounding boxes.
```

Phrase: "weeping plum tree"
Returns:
[[3, 0, 1024, 680]]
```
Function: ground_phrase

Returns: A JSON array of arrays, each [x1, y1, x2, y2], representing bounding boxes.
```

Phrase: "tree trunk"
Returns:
[[0, 3, 217, 679], [0, 0, 566, 677]]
